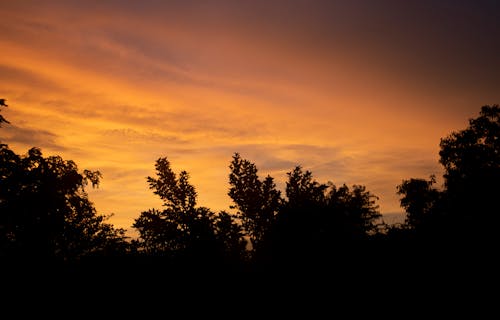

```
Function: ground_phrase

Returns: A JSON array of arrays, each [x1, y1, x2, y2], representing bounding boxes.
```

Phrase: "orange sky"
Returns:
[[1, 1, 499, 235]]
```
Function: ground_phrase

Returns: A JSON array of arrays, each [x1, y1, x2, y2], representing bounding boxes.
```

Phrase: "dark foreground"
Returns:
[[3, 242, 496, 316]]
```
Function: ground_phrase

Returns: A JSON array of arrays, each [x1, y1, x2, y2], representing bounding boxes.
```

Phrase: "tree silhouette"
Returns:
[[228, 153, 282, 251], [263, 166, 381, 267], [0, 146, 128, 260], [282, 167, 381, 241], [4, 93, 497, 287], [148, 157, 197, 213], [398, 105, 500, 243], [0, 99, 127, 261], [212, 210, 248, 262], [440, 105, 500, 222], [326, 183, 381, 240], [0, 98, 9, 127], [286, 166, 328, 207], [134, 157, 246, 264], [396, 176, 441, 231]]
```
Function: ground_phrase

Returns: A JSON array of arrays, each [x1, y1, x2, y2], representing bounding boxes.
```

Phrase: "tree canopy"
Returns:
[[133, 157, 247, 264], [228, 153, 282, 250], [0, 146, 128, 260], [2, 97, 498, 278], [397, 105, 500, 242]]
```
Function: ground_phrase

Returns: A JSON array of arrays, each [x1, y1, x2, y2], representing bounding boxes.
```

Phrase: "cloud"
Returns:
[[0, 64, 62, 92], [1, 125, 66, 152], [195, 143, 344, 173], [352, 148, 443, 178], [100, 128, 187, 144], [1, 0, 498, 230]]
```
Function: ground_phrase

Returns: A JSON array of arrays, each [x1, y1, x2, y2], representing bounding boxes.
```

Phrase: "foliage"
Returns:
[[0, 145, 128, 259], [282, 166, 381, 239], [134, 157, 247, 262], [440, 105, 500, 178], [259, 165, 381, 266], [396, 176, 440, 230], [286, 166, 328, 207], [4, 95, 498, 270], [228, 153, 282, 249], [326, 183, 381, 238], [147, 157, 197, 212], [0, 98, 9, 127], [439, 105, 500, 216], [398, 105, 500, 241]]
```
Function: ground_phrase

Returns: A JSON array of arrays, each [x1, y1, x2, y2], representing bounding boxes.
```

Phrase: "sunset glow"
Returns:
[[2, 0, 499, 234]]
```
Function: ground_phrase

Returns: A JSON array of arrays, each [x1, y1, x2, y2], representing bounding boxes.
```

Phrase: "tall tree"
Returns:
[[438, 105, 500, 237], [439, 105, 500, 209], [134, 157, 246, 262], [147, 157, 197, 213], [228, 153, 282, 250]]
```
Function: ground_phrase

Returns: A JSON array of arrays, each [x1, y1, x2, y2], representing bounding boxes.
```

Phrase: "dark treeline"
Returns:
[[1, 99, 499, 291]]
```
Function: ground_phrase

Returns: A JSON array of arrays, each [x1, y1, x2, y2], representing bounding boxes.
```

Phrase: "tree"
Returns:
[[213, 211, 248, 262], [147, 157, 196, 213], [281, 166, 380, 241], [396, 176, 440, 230], [439, 105, 500, 238], [228, 153, 282, 250], [326, 183, 381, 239], [286, 166, 328, 207], [0, 98, 9, 127], [134, 157, 246, 262], [0, 99, 127, 260], [397, 105, 500, 242], [266, 166, 381, 266], [266, 166, 328, 263], [0, 146, 128, 259], [134, 157, 211, 255]]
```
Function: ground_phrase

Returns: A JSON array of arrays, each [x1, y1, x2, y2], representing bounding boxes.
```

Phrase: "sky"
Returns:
[[1, 0, 499, 235]]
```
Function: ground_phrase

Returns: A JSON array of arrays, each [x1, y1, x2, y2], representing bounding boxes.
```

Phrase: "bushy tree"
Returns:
[[0, 146, 127, 259], [286, 166, 328, 207], [265, 165, 381, 265], [439, 105, 500, 219], [213, 211, 248, 262], [280, 166, 381, 240], [398, 105, 500, 241], [134, 157, 246, 262], [396, 176, 440, 230], [326, 183, 381, 239], [228, 153, 282, 250]]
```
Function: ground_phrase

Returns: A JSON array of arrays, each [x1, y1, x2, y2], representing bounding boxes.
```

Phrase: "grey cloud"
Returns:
[[1, 125, 66, 151], [0, 65, 62, 92]]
